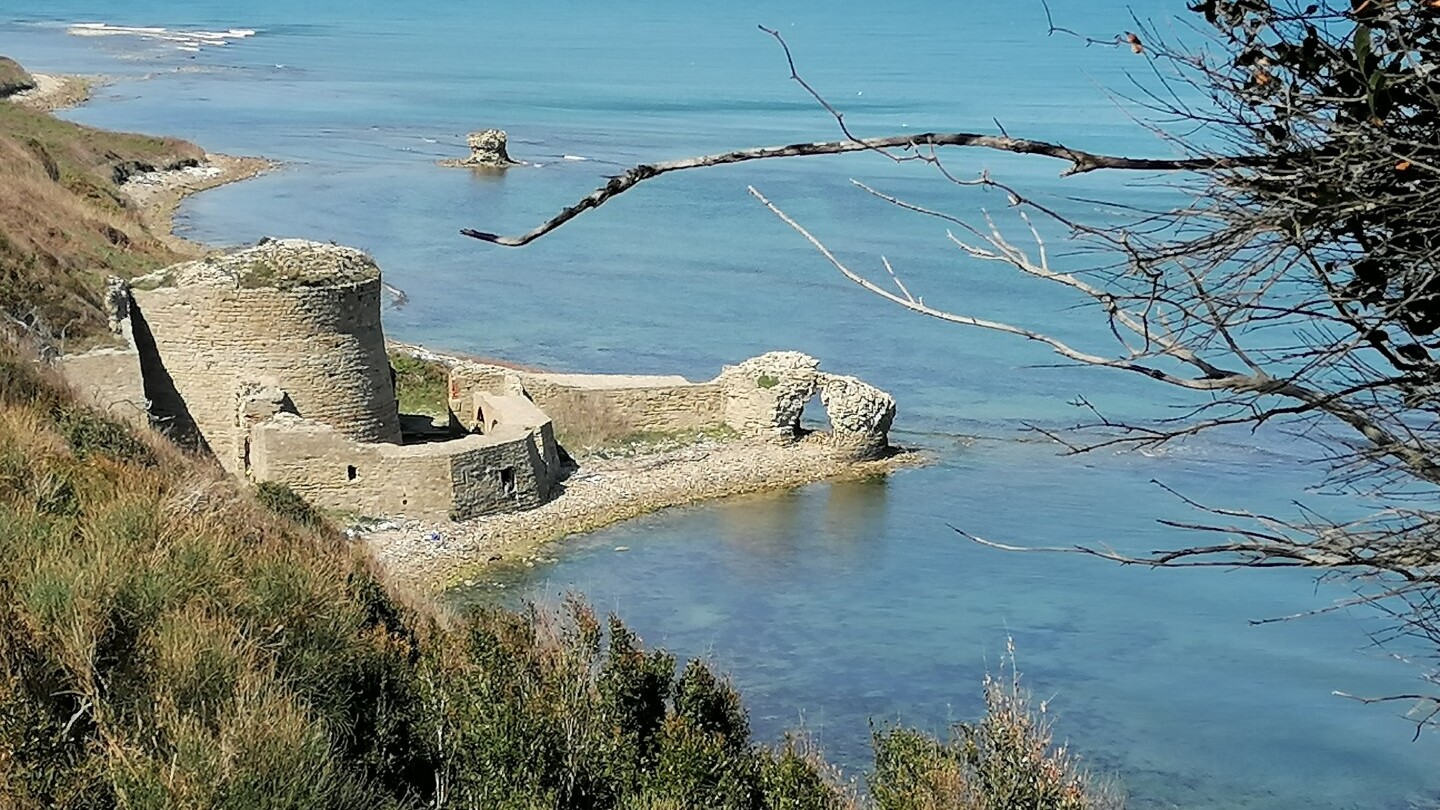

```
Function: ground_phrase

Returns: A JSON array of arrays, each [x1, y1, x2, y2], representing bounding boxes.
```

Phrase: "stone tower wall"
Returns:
[[131, 278, 402, 473]]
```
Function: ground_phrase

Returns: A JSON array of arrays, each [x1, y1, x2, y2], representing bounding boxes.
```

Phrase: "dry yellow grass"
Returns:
[[0, 92, 201, 349]]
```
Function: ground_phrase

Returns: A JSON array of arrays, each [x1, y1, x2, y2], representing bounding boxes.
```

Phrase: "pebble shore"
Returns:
[[10, 73, 95, 111], [362, 436, 924, 593], [122, 154, 276, 254]]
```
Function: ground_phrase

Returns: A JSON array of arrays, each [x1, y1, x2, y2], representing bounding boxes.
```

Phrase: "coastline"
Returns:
[[30, 69, 927, 592], [6, 71, 277, 255], [123, 153, 277, 254], [364, 438, 924, 593], [11, 72, 96, 111]]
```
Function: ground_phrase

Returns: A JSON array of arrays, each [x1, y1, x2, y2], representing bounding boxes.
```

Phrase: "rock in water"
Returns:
[[0, 56, 37, 98], [440, 129, 520, 168]]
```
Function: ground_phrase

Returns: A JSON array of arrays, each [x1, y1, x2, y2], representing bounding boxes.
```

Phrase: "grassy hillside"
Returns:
[[0, 85, 201, 349], [0, 343, 856, 809]]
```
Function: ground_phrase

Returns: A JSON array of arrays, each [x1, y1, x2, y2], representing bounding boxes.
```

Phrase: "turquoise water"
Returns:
[[4, 3, 1439, 806]]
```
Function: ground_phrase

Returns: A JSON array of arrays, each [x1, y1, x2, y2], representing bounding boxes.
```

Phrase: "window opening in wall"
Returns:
[[347, 465, 358, 481], [499, 466, 516, 497]]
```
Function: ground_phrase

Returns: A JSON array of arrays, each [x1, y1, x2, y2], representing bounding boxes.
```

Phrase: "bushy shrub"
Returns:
[[420, 599, 855, 810], [0, 343, 1119, 809], [869, 644, 1119, 810], [51, 405, 155, 466]]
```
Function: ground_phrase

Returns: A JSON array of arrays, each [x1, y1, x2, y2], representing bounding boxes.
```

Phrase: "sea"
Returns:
[[3, 2, 1437, 806]]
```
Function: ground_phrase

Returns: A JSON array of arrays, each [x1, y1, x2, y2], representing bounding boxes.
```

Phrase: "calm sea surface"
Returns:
[[4, 2, 1438, 806]]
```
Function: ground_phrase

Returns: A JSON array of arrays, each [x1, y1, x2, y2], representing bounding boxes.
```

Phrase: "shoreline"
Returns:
[[32, 69, 929, 592], [7, 71, 278, 253], [11, 72, 97, 111], [122, 154, 278, 255], [364, 438, 925, 593]]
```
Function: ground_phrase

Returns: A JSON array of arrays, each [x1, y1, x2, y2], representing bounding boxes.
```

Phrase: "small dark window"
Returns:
[[347, 465, 358, 481], [499, 467, 516, 496]]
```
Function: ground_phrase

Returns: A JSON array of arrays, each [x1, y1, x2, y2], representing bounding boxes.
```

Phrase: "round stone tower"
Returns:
[[129, 239, 402, 473]]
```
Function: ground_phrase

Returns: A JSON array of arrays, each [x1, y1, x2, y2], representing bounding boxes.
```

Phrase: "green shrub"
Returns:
[[418, 599, 854, 810], [50, 405, 155, 466], [390, 352, 450, 418], [869, 645, 1120, 810]]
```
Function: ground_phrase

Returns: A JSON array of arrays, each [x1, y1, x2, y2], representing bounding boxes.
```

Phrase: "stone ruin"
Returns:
[[57, 240, 899, 523], [716, 351, 896, 460], [439, 129, 519, 169]]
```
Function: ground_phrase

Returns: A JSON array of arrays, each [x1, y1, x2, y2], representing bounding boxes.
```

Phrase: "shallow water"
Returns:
[[5, 3, 1439, 806]]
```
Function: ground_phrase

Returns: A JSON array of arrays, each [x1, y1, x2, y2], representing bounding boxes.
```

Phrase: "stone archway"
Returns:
[[715, 352, 896, 459]]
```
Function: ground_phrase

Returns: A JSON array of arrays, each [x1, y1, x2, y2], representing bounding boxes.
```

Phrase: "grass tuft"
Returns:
[[389, 351, 450, 419]]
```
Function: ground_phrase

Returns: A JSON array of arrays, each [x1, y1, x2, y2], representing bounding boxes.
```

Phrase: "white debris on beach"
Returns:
[[123, 163, 224, 195]]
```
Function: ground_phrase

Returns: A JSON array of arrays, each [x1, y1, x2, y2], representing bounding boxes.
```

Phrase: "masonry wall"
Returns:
[[131, 278, 402, 473], [250, 415, 557, 520], [449, 423, 558, 518], [59, 346, 148, 425], [523, 381, 725, 439], [447, 360, 726, 445]]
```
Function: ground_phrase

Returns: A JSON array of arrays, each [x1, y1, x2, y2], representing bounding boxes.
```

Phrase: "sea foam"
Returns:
[[67, 23, 257, 52]]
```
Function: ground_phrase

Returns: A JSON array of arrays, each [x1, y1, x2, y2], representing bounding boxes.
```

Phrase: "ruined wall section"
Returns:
[[448, 361, 726, 444], [449, 424, 557, 519], [716, 351, 820, 443], [130, 241, 402, 473], [57, 277, 147, 425], [520, 379, 725, 441], [251, 414, 453, 517], [250, 414, 556, 520], [58, 347, 148, 425], [816, 373, 896, 460]]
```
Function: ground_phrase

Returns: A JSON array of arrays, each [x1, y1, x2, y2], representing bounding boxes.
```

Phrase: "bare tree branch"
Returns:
[[460, 136, 1267, 247]]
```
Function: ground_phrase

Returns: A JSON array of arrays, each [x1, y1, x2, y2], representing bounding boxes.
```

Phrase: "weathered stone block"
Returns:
[[717, 351, 821, 443], [817, 373, 895, 460]]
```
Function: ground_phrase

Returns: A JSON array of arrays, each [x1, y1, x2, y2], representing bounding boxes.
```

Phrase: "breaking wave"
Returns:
[[67, 23, 257, 52]]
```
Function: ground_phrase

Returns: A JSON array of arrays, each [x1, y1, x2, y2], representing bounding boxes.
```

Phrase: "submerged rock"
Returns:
[[441, 129, 520, 168]]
